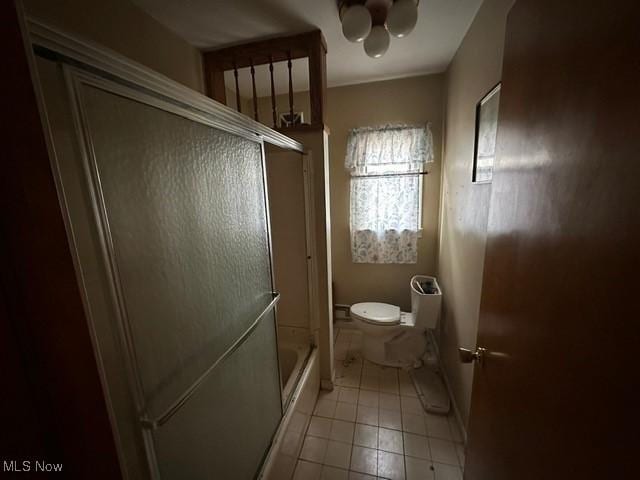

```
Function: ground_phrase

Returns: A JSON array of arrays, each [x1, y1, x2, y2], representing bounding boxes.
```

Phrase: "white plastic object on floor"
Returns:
[[409, 330, 451, 415], [410, 366, 451, 415]]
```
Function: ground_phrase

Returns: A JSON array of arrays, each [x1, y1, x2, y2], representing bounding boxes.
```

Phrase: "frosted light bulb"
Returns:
[[364, 25, 390, 58], [342, 5, 372, 42], [387, 0, 418, 38]]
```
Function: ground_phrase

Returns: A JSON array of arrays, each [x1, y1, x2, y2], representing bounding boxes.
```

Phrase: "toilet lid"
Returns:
[[350, 302, 401, 325]]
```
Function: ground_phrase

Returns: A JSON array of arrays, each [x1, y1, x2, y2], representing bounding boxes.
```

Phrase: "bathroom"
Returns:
[[4, 1, 637, 480], [9, 10, 462, 474]]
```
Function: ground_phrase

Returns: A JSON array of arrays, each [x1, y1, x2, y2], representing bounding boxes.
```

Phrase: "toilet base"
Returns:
[[361, 330, 427, 368]]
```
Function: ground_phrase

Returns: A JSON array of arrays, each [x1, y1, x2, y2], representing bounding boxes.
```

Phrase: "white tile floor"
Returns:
[[293, 328, 465, 480]]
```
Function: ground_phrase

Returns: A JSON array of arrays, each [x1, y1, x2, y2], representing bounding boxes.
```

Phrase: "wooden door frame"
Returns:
[[1, 2, 122, 476]]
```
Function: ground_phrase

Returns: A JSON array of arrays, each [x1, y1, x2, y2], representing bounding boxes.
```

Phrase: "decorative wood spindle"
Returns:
[[250, 60, 258, 121], [203, 30, 326, 127], [233, 62, 241, 113], [287, 51, 294, 125], [269, 56, 277, 128]]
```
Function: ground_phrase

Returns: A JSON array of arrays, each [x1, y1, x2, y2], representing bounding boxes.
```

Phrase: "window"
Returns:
[[345, 124, 433, 264]]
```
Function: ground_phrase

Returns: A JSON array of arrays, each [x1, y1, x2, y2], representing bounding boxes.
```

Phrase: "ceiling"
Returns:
[[132, 0, 482, 95]]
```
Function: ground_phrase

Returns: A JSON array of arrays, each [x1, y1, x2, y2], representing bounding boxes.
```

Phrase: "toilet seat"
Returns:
[[350, 302, 401, 326]]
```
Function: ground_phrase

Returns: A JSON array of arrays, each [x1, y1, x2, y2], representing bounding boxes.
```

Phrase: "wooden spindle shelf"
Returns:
[[203, 30, 327, 132]]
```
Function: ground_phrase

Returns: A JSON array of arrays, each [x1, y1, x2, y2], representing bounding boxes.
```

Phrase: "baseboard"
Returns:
[[438, 359, 468, 444], [333, 304, 351, 321], [428, 330, 468, 444], [334, 319, 357, 330]]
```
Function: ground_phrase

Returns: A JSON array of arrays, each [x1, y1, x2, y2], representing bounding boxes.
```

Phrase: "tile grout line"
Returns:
[[305, 327, 463, 479]]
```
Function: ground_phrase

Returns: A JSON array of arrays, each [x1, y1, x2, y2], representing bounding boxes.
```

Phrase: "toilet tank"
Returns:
[[410, 275, 442, 330]]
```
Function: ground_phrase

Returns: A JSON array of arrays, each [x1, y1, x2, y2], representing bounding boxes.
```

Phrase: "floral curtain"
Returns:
[[345, 124, 434, 176], [346, 124, 433, 264]]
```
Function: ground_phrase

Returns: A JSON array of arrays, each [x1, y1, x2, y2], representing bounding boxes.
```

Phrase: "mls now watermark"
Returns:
[[3, 460, 63, 473]]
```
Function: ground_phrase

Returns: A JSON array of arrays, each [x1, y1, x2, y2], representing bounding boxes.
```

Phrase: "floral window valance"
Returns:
[[345, 124, 434, 176]]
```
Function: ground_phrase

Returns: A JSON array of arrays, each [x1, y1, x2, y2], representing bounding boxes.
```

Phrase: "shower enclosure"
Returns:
[[28, 20, 311, 479], [265, 147, 317, 409]]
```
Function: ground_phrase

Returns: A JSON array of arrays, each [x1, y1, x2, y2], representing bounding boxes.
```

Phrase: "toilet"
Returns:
[[349, 275, 442, 367]]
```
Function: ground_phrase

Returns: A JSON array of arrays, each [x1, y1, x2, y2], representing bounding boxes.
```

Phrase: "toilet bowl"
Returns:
[[349, 276, 442, 367]]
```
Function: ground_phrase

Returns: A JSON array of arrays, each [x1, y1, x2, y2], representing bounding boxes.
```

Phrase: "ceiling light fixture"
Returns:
[[341, 4, 372, 42], [338, 0, 419, 59]]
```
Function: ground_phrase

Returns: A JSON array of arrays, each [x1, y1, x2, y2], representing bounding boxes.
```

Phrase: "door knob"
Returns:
[[459, 347, 487, 365]]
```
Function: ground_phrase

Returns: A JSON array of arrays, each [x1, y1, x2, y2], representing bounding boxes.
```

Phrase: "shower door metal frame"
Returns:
[[25, 17, 303, 480], [27, 18, 303, 153], [62, 64, 284, 480]]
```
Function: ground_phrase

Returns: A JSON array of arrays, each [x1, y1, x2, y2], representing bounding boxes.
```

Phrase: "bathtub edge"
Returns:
[[259, 346, 319, 480]]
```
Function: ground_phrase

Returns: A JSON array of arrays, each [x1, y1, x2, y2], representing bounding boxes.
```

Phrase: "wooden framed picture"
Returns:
[[472, 83, 501, 183]]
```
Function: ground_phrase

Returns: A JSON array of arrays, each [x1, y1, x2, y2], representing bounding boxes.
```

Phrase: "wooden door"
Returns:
[[465, 1, 640, 478], [1, 2, 121, 477]]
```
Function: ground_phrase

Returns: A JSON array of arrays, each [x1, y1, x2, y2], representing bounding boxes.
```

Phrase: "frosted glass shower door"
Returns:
[[74, 79, 282, 479]]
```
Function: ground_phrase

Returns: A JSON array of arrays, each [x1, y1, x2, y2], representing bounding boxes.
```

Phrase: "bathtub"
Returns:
[[258, 327, 320, 480], [260, 340, 319, 480], [279, 342, 311, 408], [257, 326, 318, 479]]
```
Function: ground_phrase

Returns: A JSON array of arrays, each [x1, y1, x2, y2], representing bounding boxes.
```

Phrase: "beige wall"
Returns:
[[437, 0, 513, 429], [327, 75, 444, 311], [23, 0, 204, 92], [265, 149, 310, 331], [252, 76, 444, 338]]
